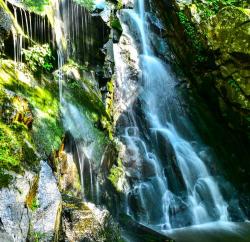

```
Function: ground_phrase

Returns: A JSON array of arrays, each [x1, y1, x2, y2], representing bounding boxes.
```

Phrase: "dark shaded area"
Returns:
[[119, 214, 174, 242]]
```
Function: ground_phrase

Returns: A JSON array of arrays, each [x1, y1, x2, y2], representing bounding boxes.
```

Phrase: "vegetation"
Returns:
[[21, 0, 49, 13], [117, 0, 123, 10], [194, 0, 246, 18], [177, 11, 207, 63], [22, 44, 54, 75], [110, 15, 122, 33], [0, 168, 12, 188], [30, 196, 39, 211], [0, 59, 63, 165], [108, 158, 124, 192]]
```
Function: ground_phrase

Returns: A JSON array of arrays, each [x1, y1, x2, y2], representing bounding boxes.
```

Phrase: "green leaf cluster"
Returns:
[[227, 79, 241, 92], [177, 11, 207, 63], [22, 44, 54, 74], [194, 0, 243, 18], [21, 0, 49, 13], [30, 196, 39, 211]]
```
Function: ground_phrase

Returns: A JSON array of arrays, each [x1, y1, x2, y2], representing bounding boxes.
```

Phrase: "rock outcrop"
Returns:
[[0, 171, 34, 242], [153, 0, 250, 138], [60, 195, 121, 242]]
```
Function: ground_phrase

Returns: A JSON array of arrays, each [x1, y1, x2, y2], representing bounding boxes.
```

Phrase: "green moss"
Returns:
[[0, 59, 63, 159], [117, 0, 123, 10], [194, 0, 245, 19], [30, 196, 39, 211], [0, 122, 23, 171], [0, 168, 13, 188], [110, 16, 122, 32], [108, 158, 124, 192], [177, 11, 207, 63]]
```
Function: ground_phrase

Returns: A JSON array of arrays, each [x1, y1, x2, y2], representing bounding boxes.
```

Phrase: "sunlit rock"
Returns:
[[32, 161, 62, 241], [0, 171, 35, 242], [61, 195, 121, 242]]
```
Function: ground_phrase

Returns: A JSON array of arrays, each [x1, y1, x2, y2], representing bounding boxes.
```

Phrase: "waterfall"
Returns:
[[49, 0, 105, 202], [114, 0, 230, 230]]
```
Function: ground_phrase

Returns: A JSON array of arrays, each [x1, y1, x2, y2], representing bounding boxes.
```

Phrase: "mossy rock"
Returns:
[[0, 59, 63, 165], [61, 194, 121, 242], [207, 7, 250, 55]]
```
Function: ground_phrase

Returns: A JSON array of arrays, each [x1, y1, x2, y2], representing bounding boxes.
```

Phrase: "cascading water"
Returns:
[[51, 0, 105, 203], [115, 0, 231, 230]]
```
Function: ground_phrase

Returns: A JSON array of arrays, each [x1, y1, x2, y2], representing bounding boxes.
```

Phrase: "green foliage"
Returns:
[[30, 231, 47, 242], [108, 158, 124, 192], [21, 0, 49, 13], [110, 16, 122, 32], [30, 196, 39, 211], [0, 122, 22, 172], [177, 11, 207, 63], [227, 79, 241, 92], [22, 44, 54, 74], [32, 116, 63, 157], [0, 168, 12, 188], [0, 59, 63, 160], [194, 0, 241, 18], [117, 0, 123, 10], [73, 0, 95, 11], [67, 79, 81, 89]]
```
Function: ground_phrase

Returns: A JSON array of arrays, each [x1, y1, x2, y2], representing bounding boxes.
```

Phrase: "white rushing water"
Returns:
[[114, 0, 229, 230]]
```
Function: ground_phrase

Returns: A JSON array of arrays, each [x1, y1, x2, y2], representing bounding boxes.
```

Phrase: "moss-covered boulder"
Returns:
[[206, 7, 250, 110], [60, 195, 121, 242]]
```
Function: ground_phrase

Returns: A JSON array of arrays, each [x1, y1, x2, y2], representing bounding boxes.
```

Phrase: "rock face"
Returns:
[[0, 171, 34, 242], [61, 195, 121, 242], [32, 161, 62, 242], [207, 7, 250, 111], [153, 1, 250, 138], [0, 3, 12, 53], [0, 89, 33, 127]]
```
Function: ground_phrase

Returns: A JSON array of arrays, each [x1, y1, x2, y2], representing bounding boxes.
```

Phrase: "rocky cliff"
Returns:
[[154, 0, 250, 138]]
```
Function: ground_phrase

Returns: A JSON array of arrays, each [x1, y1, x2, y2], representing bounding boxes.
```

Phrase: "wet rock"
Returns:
[[119, 214, 173, 242], [61, 195, 121, 242], [59, 151, 82, 198], [141, 158, 156, 178], [122, 0, 134, 9]]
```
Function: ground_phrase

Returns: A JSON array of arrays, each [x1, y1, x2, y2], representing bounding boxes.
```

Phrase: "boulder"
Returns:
[[59, 151, 82, 198], [0, 171, 35, 242], [32, 161, 62, 242], [61, 195, 121, 242], [207, 7, 250, 111]]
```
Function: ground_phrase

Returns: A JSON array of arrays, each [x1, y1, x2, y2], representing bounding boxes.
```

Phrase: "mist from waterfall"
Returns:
[[114, 0, 233, 230], [51, 0, 102, 202]]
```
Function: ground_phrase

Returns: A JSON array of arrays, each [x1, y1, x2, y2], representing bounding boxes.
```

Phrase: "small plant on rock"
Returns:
[[22, 44, 54, 74]]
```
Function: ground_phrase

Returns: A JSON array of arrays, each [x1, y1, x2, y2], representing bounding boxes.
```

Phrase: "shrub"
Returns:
[[21, 0, 49, 13], [22, 44, 54, 74]]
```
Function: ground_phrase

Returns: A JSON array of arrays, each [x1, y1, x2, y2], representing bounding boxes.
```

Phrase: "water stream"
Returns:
[[114, 0, 234, 230]]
